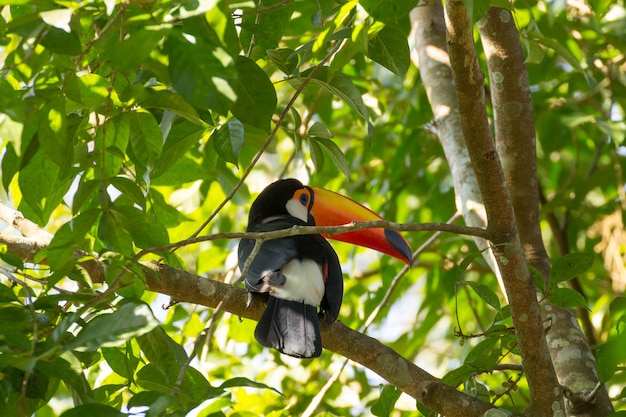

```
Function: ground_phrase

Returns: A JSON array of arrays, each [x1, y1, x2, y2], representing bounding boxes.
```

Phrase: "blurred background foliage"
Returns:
[[0, 0, 625, 416]]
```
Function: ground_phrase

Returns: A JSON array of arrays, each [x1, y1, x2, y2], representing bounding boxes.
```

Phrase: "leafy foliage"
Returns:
[[0, 0, 625, 416]]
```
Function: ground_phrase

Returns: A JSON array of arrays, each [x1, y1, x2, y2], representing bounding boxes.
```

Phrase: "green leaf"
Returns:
[[527, 26, 594, 86], [547, 287, 589, 310], [267, 48, 299, 75], [371, 385, 402, 417], [37, 355, 93, 404], [1, 143, 20, 191], [167, 35, 236, 114], [102, 345, 140, 380], [18, 149, 73, 226], [128, 391, 177, 415], [292, 68, 372, 130], [327, 72, 371, 124], [529, 264, 546, 293], [60, 404, 125, 417], [219, 377, 282, 395], [141, 90, 204, 126], [549, 253, 594, 287], [40, 26, 82, 55], [597, 330, 626, 382], [307, 121, 333, 139], [37, 95, 71, 171], [95, 113, 130, 179], [136, 363, 215, 408], [0, 78, 24, 152], [109, 205, 169, 249], [367, 25, 410, 77], [0, 251, 24, 270], [308, 138, 325, 173], [128, 109, 163, 169], [109, 177, 146, 209], [154, 123, 206, 178], [231, 56, 277, 132], [464, 337, 501, 371], [464, 281, 501, 311], [521, 34, 546, 64], [240, 0, 294, 58], [442, 364, 476, 386], [314, 137, 351, 178], [65, 73, 115, 109], [462, 0, 491, 24], [211, 118, 245, 165], [109, 28, 168, 73], [0, 282, 20, 303], [137, 327, 189, 370], [609, 296, 626, 318], [98, 211, 133, 255], [65, 301, 159, 352], [491, 0, 514, 10], [47, 209, 100, 270], [359, 0, 417, 24]]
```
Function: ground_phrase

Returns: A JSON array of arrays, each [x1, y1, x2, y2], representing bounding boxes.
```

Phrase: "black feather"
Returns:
[[237, 180, 344, 358], [255, 296, 322, 358]]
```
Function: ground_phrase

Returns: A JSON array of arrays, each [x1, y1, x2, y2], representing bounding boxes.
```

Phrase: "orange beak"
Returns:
[[309, 186, 412, 266]]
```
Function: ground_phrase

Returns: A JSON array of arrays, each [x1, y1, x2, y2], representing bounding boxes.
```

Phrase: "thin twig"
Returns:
[[135, 220, 492, 259]]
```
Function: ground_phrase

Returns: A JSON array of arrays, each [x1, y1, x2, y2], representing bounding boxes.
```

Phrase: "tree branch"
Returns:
[[142, 263, 511, 416], [0, 207, 516, 417], [444, 2, 564, 415], [478, 7, 613, 416], [409, 0, 506, 298], [135, 219, 492, 258]]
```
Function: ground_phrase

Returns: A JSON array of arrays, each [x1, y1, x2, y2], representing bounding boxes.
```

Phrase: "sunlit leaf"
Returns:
[[65, 302, 159, 352], [167, 34, 236, 114], [109, 28, 169, 73], [367, 25, 410, 77]]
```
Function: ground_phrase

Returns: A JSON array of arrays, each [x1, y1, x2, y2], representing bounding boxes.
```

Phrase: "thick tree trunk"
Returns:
[[410, 2, 613, 416]]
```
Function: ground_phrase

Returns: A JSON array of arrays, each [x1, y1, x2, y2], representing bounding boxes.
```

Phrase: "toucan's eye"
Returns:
[[299, 192, 309, 206]]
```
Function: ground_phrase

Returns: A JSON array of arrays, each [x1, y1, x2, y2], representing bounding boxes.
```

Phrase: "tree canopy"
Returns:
[[0, 1, 625, 416]]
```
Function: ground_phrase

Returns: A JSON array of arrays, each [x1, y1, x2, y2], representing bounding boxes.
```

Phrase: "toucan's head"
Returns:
[[248, 179, 412, 266]]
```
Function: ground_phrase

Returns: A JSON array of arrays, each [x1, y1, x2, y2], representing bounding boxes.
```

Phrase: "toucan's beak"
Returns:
[[310, 187, 412, 266]]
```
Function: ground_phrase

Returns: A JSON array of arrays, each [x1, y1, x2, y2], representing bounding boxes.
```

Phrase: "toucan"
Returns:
[[238, 178, 412, 358]]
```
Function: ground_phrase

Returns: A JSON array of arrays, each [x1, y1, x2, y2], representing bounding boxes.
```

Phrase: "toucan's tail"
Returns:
[[255, 296, 322, 358]]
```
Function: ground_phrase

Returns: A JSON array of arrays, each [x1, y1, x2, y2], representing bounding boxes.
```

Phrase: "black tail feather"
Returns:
[[255, 296, 322, 358]]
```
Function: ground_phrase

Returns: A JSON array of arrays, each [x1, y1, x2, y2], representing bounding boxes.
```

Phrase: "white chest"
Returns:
[[271, 259, 325, 307]]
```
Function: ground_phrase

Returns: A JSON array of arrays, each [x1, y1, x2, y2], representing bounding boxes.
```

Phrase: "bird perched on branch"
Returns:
[[238, 178, 411, 358]]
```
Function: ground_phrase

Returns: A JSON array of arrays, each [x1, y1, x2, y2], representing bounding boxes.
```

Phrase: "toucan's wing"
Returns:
[[319, 238, 343, 323], [238, 237, 298, 292], [238, 220, 300, 292]]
